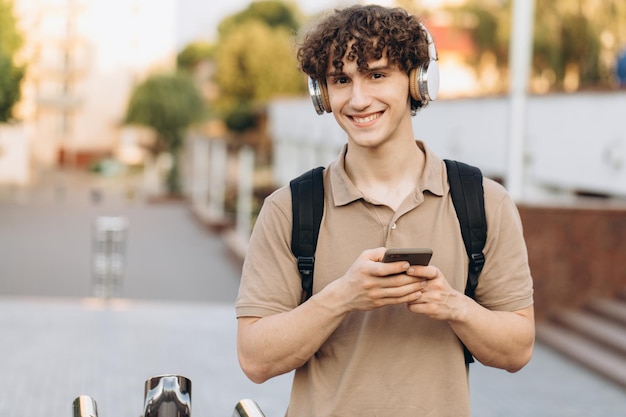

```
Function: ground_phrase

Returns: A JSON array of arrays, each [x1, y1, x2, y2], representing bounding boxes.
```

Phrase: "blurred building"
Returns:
[[425, 14, 482, 98], [12, 0, 177, 171]]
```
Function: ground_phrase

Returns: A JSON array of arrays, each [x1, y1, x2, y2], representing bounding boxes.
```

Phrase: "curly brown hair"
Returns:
[[297, 5, 431, 81]]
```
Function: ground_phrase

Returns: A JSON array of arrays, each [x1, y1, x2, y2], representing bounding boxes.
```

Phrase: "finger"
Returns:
[[376, 260, 410, 278], [407, 265, 438, 280], [379, 284, 423, 302], [367, 246, 388, 262]]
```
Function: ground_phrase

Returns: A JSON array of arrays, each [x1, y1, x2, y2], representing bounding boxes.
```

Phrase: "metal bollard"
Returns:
[[91, 216, 129, 298], [232, 399, 266, 417], [72, 395, 98, 417], [72, 376, 269, 417], [143, 374, 192, 417]]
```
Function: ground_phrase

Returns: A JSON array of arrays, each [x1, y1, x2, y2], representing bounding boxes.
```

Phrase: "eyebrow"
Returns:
[[326, 70, 345, 78], [366, 63, 392, 72], [327, 63, 392, 78]]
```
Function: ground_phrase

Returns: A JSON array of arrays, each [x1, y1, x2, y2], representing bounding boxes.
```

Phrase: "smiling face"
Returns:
[[326, 52, 414, 150], [297, 5, 432, 114]]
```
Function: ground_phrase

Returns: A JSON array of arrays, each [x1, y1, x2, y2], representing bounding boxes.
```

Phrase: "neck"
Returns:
[[345, 139, 425, 209]]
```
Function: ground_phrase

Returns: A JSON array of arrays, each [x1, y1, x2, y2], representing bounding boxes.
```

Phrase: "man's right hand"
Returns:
[[325, 247, 425, 312]]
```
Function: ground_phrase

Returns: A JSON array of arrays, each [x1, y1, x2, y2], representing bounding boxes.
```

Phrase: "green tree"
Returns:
[[533, 2, 602, 90], [0, 0, 25, 122], [443, 0, 626, 93], [461, 4, 508, 68], [124, 72, 206, 195], [216, 20, 303, 102], [214, 1, 305, 133], [218, 0, 300, 38], [177, 41, 215, 73]]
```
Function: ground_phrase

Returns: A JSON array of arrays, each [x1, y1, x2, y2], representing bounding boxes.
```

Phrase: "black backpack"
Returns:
[[289, 160, 487, 364]]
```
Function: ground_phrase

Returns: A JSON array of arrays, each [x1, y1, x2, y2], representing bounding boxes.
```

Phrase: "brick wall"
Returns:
[[518, 203, 626, 320]]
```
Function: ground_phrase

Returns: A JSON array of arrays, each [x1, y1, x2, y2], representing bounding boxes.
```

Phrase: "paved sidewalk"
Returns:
[[1, 296, 625, 417]]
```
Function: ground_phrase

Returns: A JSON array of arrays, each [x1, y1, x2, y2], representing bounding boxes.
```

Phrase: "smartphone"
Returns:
[[382, 248, 432, 266]]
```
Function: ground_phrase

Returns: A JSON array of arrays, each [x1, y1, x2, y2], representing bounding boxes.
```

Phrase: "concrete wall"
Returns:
[[0, 124, 31, 185], [269, 91, 626, 200]]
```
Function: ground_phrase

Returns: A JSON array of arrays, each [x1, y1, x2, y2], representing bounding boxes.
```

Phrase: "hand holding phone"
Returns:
[[382, 248, 432, 266]]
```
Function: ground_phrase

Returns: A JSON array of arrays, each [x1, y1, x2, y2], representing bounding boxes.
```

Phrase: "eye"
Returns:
[[334, 76, 350, 85], [371, 72, 385, 80]]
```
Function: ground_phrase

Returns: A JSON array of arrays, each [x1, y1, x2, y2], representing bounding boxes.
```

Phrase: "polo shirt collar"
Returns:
[[329, 141, 446, 207]]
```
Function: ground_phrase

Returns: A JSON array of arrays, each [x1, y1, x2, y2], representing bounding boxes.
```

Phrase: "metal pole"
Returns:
[[209, 139, 227, 220], [236, 146, 254, 241], [506, 0, 536, 201], [191, 135, 209, 207]]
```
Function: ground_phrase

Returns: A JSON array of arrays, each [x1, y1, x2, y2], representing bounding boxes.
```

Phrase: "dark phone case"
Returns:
[[382, 248, 433, 265]]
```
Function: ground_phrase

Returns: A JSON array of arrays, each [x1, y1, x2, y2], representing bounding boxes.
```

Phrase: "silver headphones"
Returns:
[[308, 22, 439, 115]]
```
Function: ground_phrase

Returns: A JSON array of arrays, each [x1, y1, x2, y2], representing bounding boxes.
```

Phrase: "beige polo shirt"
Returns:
[[236, 141, 534, 417]]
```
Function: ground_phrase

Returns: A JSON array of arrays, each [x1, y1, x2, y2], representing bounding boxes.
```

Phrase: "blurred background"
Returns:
[[0, 0, 625, 416]]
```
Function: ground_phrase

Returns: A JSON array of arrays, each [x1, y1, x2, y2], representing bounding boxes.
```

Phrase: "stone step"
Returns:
[[536, 322, 626, 389], [586, 298, 626, 327], [552, 309, 626, 356]]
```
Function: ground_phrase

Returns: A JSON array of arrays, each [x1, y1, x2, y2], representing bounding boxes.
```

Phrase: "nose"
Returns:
[[348, 78, 373, 111]]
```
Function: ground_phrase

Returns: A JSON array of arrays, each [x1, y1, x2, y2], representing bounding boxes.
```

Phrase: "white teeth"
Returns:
[[353, 113, 380, 123]]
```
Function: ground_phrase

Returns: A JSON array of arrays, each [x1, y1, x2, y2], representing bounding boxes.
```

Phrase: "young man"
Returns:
[[236, 5, 534, 416]]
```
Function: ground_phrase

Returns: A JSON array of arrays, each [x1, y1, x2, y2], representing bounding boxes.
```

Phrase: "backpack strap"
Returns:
[[444, 159, 487, 364], [290, 167, 325, 302]]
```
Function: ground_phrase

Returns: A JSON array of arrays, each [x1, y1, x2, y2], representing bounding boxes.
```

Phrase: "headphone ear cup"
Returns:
[[409, 67, 421, 102], [308, 77, 332, 114], [409, 60, 440, 104], [319, 82, 331, 113]]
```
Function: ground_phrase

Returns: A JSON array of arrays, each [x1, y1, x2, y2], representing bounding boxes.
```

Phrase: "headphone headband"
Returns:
[[309, 21, 439, 115], [420, 22, 438, 62]]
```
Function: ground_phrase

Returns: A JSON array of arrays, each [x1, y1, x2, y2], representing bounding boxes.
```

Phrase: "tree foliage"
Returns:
[[124, 72, 206, 194], [0, 0, 25, 122], [532, 2, 603, 90], [459, 4, 508, 68], [0, 50, 24, 122], [216, 20, 303, 102], [217, 0, 300, 38], [0, 0, 22, 55], [442, 0, 626, 93], [177, 41, 215, 73], [214, 1, 305, 133]]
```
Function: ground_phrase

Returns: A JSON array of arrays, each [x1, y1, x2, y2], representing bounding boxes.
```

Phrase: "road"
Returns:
[[0, 169, 242, 302]]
